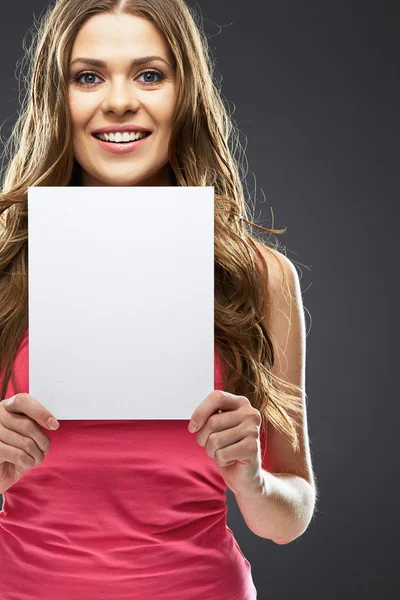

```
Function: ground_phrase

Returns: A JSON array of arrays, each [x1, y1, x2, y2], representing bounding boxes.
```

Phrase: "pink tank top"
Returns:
[[0, 328, 267, 599]]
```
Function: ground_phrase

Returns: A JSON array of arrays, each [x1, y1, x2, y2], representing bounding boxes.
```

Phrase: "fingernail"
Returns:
[[188, 421, 199, 433], [47, 417, 59, 430]]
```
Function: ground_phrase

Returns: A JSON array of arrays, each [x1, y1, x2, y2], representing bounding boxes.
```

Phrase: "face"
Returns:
[[68, 13, 177, 187]]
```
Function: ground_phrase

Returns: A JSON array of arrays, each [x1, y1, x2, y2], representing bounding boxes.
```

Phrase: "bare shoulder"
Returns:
[[252, 240, 298, 302]]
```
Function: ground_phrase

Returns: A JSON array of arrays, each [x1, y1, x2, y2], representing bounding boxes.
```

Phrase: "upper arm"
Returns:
[[255, 242, 316, 495]]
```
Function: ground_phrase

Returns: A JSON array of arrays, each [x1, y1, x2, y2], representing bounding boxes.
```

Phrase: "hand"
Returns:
[[189, 390, 263, 497], [0, 393, 60, 494]]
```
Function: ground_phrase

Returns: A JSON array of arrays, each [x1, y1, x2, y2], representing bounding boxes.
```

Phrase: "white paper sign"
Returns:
[[28, 186, 215, 420]]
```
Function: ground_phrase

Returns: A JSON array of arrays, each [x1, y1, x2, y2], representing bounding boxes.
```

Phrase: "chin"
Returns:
[[83, 173, 150, 187], [81, 162, 171, 187]]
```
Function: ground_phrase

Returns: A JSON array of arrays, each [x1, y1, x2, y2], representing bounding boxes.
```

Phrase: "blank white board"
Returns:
[[27, 186, 215, 420]]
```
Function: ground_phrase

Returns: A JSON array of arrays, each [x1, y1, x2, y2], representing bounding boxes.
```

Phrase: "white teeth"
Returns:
[[97, 131, 148, 142]]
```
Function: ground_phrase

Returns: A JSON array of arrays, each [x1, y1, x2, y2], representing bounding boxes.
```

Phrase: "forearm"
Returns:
[[234, 469, 316, 543]]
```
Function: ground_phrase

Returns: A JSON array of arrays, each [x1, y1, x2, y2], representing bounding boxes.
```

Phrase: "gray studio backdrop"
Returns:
[[1, 1, 398, 598]]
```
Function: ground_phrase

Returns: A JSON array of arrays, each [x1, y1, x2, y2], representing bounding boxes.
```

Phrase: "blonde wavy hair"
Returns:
[[0, 0, 303, 452]]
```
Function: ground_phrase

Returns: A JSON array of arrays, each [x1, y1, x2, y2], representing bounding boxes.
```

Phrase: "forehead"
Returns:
[[70, 13, 172, 62]]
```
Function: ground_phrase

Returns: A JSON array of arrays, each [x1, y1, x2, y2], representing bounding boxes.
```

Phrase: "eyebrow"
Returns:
[[69, 55, 171, 68]]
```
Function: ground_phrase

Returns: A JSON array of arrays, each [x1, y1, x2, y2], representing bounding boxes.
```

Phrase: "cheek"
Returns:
[[151, 88, 176, 129], [68, 92, 97, 129]]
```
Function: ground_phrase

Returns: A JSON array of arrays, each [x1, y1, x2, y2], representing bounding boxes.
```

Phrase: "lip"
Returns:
[[92, 124, 151, 134], [92, 132, 151, 154]]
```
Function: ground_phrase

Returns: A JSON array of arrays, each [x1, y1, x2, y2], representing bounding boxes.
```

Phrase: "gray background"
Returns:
[[1, 1, 398, 598]]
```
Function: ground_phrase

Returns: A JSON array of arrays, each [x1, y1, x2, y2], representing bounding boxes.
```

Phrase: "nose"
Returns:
[[101, 80, 140, 116]]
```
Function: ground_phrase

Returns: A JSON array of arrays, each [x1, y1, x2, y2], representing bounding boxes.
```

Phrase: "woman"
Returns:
[[0, 1, 317, 598]]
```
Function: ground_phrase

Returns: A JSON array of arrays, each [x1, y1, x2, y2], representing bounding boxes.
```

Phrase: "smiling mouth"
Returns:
[[92, 132, 151, 144]]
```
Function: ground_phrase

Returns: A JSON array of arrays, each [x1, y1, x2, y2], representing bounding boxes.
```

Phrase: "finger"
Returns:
[[189, 390, 247, 432], [214, 436, 256, 465], [0, 408, 52, 456], [205, 423, 247, 459], [0, 439, 37, 474], [195, 410, 242, 447], [0, 427, 46, 469], [2, 394, 59, 430]]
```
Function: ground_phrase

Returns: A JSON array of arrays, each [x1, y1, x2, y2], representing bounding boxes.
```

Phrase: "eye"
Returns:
[[71, 69, 165, 87], [138, 69, 165, 85], [71, 71, 101, 87]]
